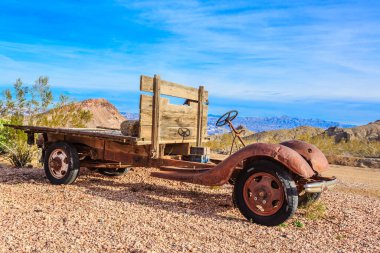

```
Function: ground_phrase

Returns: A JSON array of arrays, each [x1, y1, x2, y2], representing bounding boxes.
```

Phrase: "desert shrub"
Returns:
[[0, 77, 92, 167], [205, 133, 239, 154], [0, 119, 8, 154], [2, 140, 36, 167], [299, 134, 380, 157]]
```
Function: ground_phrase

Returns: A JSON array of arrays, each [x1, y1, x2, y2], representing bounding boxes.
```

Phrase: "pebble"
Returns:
[[0, 166, 379, 253]]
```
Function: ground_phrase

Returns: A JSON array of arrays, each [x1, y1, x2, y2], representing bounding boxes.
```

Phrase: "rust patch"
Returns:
[[280, 140, 329, 174], [151, 143, 315, 186]]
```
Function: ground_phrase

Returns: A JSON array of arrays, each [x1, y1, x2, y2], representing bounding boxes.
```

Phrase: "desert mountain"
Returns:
[[243, 126, 324, 143], [25, 98, 126, 128], [74, 98, 126, 128], [240, 120, 380, 144], [325, 120, 380, 142], [207, 115, 354, 135]]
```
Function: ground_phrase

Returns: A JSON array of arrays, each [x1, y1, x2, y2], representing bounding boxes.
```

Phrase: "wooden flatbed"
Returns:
[[8, 125, 139, 144]]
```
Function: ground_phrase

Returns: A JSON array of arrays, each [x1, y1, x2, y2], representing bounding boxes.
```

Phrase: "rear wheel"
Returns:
[[44, 142, 80, 185], [98, 168, 129, 177], [234, 160, 298, 226]]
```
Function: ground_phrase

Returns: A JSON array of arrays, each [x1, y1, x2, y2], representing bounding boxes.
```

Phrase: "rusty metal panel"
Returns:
[[151, 143, 316, 186], [280, 140, 329, 174]]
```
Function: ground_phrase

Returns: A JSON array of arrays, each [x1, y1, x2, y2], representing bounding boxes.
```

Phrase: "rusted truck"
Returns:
[[6, 74, 337, 226]]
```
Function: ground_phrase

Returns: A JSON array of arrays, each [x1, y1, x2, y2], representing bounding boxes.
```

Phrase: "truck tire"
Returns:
[[233, 160, 298, 226], [98, 168, 129, 177], [44, 142, 80, 185]]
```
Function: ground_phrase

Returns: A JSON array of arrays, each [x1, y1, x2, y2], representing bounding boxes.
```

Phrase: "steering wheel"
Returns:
[[216, 110, 238, 127], [178, 127, 191, 138]]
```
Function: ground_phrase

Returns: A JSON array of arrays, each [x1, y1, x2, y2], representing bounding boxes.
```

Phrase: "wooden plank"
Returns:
[[138, 77, 209, 144], [202, 103, 208, 141], [151, 75, 161, 159], [140, 95, 198, 126], [140, 75, 208, 101], [140, 94, 199, 142], [140, 126, 198, 142], [196, 86, 205, 146], [4, 124, 138, 144], [161, 127, 197, 140]]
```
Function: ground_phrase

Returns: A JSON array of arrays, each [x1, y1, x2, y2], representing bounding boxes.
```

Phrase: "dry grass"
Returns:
[[298, 134, 380, 158], [303, 201, 327, 220]]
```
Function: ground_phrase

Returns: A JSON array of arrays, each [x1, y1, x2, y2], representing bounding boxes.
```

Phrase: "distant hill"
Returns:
[[241, 121, 380, 144], [243, 126, 324, 143], [121, 112, 139, 120], [207, 115, 354, 135], [326, 120, 380, 142], [119, 112, 355, 135], [77, 99, 127, 128]]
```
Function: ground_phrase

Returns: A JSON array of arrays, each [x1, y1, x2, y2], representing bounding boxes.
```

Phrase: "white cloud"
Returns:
[[1, 0, 380, 102]]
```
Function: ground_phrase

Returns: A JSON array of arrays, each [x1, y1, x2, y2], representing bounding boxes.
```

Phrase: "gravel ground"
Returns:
[[0, 165, 379, 253]]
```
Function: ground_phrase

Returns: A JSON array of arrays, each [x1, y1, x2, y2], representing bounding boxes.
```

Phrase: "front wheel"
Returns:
[[234, 160, 298, 226], [44, 142, 80, 185]]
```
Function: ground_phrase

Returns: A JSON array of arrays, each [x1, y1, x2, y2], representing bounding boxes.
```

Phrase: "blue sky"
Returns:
[[0, 0, 379, 125]]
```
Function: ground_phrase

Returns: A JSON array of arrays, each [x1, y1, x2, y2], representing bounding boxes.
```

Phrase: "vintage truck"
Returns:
[[6, 74, 337, 226]]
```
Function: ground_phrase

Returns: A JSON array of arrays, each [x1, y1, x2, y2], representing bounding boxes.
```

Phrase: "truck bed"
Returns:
[[5, 125, 138, 144]]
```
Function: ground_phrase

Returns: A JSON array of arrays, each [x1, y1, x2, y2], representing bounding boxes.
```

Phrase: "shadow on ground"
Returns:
[[0, 167, 243, 222]]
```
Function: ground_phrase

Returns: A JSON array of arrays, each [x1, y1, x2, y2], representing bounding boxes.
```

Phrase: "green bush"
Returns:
[[0, 77, 92, 167], [0, 119, 8, 154]]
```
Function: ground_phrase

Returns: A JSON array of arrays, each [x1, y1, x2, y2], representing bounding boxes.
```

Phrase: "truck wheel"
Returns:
[[234, 160, 298, 226], [298, 192, 321, 207], [44, 142, 80, 185], [98, 168, 129, 177]]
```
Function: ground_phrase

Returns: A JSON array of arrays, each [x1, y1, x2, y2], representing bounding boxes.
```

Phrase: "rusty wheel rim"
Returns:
[[243, 172, 285, 216], [48, 149, 69, 179]]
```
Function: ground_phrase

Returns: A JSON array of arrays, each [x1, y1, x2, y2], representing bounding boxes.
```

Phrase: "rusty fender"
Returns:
[[280, 140, 329, 174], [152, 143, 315, 186]]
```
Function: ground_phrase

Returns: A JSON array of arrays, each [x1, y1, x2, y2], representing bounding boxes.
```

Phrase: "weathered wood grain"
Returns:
[[140, 75, 208, 101], [151, 75, 161, 158], [196, 86, 205, 146]]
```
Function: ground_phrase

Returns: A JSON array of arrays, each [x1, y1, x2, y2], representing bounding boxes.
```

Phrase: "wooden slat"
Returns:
[[196, 86, 205, 146], [151, 75, 161, 159], [139, 75, 208, 144], [140, 75, 208, 101], [140, 94, 199, 142], [140, 95, 198, 126], [202, 103, 208, 142]]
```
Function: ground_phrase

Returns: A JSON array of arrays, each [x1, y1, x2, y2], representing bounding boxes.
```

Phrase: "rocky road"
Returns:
[[0, 165, 379, 253]]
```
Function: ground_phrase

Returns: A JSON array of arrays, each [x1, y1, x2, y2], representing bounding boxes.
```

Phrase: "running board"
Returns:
[[151, 166, 211, 183], [159, 166, 210, 172], [151, 170, 205, 183]]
